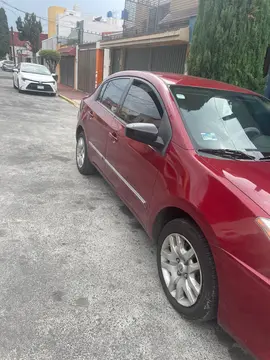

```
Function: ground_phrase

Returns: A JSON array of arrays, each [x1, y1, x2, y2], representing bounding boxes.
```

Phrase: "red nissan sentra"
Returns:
[[76, 71, 270, 359]]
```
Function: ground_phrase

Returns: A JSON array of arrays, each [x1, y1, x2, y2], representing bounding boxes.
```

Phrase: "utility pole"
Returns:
[[10, 26, 16, 66]]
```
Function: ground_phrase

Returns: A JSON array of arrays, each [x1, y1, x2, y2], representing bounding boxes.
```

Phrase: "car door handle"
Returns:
[[109, 132, 118, 143], [88, 109, 94, 118]]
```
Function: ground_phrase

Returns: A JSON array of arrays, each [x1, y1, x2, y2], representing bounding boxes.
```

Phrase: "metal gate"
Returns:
[[124, 44, 187, 74], [151, 45, 187, 73], [60, 56, 74, 87], [78, 44, 96, 94], [125, 48, 151, 71]]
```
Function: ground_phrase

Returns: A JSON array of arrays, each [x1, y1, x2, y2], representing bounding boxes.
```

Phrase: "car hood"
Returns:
[[202, 157, 270, 215], [21, 72, 54, 82]]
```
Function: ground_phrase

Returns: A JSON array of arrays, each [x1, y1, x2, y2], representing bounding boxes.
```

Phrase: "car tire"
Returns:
[[157, 218, 218, 322], [76, 132, 96, 175]]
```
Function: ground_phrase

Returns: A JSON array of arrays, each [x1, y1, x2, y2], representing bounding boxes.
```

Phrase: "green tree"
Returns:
[[0, 8, 10, 59], [188, 0, 270, 92], [16, 13, 42, 63], [39, 50, 61, 73]]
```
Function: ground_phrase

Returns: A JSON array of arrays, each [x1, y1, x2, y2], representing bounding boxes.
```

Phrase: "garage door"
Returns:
[[124, 45, 187, 74], [78, 47, 96, 94], [125, 48, 151, 71], [151, 45, 187, 73]]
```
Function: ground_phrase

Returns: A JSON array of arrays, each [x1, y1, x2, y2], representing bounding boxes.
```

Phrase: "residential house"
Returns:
[[10, 32, 48, 64], [101, 0, 198, 75], [42, 4, 123, 91]]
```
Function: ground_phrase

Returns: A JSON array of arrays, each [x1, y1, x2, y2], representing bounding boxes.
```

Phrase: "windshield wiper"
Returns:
[[198, 148, 256, 160]]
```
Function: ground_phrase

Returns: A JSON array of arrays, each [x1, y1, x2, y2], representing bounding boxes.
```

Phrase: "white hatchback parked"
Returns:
[[13, 63, 57, 95]]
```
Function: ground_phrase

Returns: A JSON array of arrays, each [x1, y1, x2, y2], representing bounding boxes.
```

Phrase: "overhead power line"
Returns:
[[2, 5, 18, 17], [1, 0, 114, 38]]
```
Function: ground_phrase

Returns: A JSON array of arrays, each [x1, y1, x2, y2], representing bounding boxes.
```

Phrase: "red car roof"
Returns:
[[155, 72, 254, 94], [110, 71, 255, 95]]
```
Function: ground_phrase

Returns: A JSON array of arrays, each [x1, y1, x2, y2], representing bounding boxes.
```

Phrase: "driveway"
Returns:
[[0, 71, 253, 360]]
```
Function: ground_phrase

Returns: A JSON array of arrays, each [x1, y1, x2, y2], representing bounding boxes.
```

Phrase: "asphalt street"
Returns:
[[0, 70, 253, 360]]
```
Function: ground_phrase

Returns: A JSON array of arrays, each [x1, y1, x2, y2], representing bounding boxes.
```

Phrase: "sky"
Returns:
[[2, 0, 125, 31]]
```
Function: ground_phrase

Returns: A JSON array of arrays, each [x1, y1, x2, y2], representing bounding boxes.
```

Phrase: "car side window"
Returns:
[[119, 79, 163, 128], [97, 82, 108, 101], [99, 78, 130, 115]]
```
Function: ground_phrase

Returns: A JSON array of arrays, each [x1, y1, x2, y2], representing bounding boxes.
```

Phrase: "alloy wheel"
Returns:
[[161, 233, 202, 307], [76, 137, 85, 169]]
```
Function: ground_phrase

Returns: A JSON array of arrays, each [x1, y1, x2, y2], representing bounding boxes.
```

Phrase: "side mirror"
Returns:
[[125, 123, 164, 149], [52, 73, 58, 82], [13, 68, 18, 73]]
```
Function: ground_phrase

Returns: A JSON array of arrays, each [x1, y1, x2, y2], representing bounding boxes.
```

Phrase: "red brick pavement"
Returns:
[[58, 84, 88, 105]]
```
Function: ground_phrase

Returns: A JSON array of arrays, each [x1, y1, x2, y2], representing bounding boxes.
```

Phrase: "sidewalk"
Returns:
[[58, 83, 88, 108]]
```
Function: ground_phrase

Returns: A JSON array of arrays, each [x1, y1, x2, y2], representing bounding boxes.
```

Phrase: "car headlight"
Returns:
[[256, 217, 270, 238], [21, 77, 31, 82]]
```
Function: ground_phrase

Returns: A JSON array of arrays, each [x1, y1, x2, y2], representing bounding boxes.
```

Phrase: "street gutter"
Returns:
[[58, 93, 80, 108]]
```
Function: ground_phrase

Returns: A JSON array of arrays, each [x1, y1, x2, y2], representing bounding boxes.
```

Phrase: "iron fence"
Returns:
[[102, 0, 198, 41]]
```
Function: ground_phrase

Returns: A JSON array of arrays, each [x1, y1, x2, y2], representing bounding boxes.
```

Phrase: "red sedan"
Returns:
[[76, 71, 270, 359]]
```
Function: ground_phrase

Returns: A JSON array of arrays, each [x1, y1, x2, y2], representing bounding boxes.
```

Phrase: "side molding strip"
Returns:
[[89, 140, 147, 205]]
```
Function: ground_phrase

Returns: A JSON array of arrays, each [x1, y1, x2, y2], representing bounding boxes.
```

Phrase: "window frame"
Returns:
[[117, 78, 164, 127], [118, 77, 172, 154], [96, 82, 108, 102], [95, 76, 172, 155]]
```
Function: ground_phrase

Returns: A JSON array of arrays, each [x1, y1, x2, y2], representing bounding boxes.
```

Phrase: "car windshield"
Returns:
[[171, 86, 270, 158], [21, 64, 51, 75]]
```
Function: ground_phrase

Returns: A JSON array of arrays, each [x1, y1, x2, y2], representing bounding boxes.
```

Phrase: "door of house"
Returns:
[[78, 46, 96, 94], [60, 56, 74, 87]]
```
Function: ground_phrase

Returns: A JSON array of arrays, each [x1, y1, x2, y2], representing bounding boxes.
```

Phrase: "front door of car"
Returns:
[[106, 79, 170, 225], [84, 78, 130, 174]]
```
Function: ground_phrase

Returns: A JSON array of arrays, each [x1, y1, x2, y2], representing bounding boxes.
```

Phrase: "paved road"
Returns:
[[0, 71, 253, 360]]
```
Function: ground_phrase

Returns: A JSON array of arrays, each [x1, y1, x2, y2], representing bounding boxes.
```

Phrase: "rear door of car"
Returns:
[[105, 78, 171, 224], [84, 77, 130, 175]]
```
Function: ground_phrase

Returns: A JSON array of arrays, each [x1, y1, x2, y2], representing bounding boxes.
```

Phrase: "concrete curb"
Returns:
[[58, 93, 80, 108]]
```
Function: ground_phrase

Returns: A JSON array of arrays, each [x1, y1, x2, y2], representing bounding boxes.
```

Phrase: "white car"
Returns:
[[13, 63, 57, 95]]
